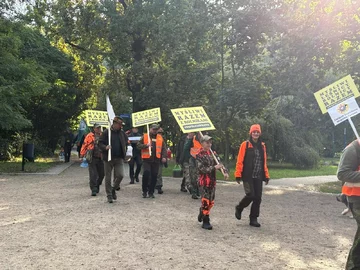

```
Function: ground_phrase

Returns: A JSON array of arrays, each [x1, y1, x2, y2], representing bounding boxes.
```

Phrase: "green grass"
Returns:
[[0, 157, 59, 173], [162, 160, 338, 180], [313, 181, 342, 194]]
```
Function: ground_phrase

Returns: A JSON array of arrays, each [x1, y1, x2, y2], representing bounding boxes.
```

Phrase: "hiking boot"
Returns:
[[149, 193, 155, 198], [107, 196, 113, 203], [198, 207, 204, 222], [191, 194, 198, 199], [91, 190, 97, 196], [202, 215, 212, 230], [142, 192, 147, 198], [112, 189, 117, 200], [157, 188, 164, 194], [249, 218, 261, 227], [235, 205, 243, 220]]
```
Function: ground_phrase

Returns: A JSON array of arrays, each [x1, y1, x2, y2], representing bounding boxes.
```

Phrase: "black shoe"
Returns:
[[115, 187, 120, 191], [149, 193, 155, 198], [198, 207, 204, 222], [112, 189, 117, 200], [202, 215, 213, 230], [180, 187, 187, 192], [130, 180, 135, 184], [107, 197, 113, 203], [235, 205, 243, 220], [135, 176, 140, 182], [91, 191, 97, 196], [191, 194, 198, 199], [157, 188, 164, 194], [142, 192, 147, 198], [249, 218, 261, 227]]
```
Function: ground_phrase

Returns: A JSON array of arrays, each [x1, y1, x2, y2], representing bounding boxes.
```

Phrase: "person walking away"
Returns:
[[98, 117, 128, 203], [186, 133, 202, 199], [196, 135, 229, 230], [137, 124, 167, 198], [234, 124, 270, 227], [176, 133, 189, 192], [128, 127, 143, 184], [155, 127, 167, 194], [337, 139, 360, 270], [63, 128, 74, 163], [80, 123, 104, 196], [179, 133, 195, 192]]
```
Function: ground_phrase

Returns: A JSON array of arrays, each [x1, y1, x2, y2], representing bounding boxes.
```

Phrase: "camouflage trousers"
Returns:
[[180, 162, 190, 189], [199, 185, 216, 216], [346, 202, 360, 270], [189, 157, 199, 195]]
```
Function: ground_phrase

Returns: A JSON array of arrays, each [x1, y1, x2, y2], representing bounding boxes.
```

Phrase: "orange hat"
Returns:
[[249, 124, 261, 134]]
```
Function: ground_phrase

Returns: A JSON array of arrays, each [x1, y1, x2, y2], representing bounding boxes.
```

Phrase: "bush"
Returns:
[[288, 145, 320, 169]]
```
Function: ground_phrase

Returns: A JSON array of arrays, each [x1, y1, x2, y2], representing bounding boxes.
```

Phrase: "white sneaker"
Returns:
[[341, 208, 350, 215]]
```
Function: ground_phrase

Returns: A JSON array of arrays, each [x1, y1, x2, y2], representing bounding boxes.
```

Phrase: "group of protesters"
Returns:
[[79, 118, 270, 229], [78, 116, 359, 269]]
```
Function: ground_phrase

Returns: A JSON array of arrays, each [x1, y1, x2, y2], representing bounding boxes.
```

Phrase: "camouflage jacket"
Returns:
[[196, 148, 228, 188]]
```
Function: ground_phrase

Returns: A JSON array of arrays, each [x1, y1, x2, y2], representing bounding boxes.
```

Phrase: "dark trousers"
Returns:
[[129, 155, 142, 180], [347, 202, 360, 270], [142, 162, 160, 195], [238, 178, 263, 218], [88, 157, 104, 191], [64, 143, 72, 162]]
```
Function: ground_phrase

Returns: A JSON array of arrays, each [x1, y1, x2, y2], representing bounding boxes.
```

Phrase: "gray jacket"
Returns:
[[337, 140, 360, 203]]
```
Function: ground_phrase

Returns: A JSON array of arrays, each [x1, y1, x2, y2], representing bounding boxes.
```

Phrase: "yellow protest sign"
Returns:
[[171, 106, 216, 133], [131, 108, 161, 127], [314, 75, 360, 114], [84, 110, 109, 127]]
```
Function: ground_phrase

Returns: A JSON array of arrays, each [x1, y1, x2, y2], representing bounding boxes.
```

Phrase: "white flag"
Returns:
[[106, 95, 116, 123]]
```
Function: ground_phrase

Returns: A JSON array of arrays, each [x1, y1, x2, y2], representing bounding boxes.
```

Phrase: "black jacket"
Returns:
[[98, 127, 128, 161]]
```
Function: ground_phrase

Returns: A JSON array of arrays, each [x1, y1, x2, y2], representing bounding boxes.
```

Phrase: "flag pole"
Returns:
[[147, 124, 152, 156], [108, 119, 112, 161]]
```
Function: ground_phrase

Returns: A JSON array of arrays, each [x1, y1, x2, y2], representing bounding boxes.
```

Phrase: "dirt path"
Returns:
[[0, 164, 356, 270]]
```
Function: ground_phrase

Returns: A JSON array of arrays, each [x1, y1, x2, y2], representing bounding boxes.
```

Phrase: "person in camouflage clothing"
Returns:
[[196, 135, 229, 230], [184, 133, 201, 199]]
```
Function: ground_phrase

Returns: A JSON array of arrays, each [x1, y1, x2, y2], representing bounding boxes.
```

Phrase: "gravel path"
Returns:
[[0, 164, 355, 270]]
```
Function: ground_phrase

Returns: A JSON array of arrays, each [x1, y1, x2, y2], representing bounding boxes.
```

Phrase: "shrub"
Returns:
[[288, 145, 320, 169]]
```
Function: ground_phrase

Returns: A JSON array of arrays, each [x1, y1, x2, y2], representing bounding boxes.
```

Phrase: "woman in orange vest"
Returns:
[[337, 139, 360, 269], [234, 124, 270, 227], [137, 124, 167, 198]]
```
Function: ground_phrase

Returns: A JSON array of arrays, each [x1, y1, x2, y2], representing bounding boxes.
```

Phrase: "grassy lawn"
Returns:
[[162, 160, 338, 180], [313, 181, 342, 194], [0, 157, 59, 173]]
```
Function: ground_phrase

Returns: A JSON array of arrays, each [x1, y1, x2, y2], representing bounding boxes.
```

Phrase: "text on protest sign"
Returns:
[[85, 110, 109, 127], [132, 108, 161, 127], [314, 75, 360, 114], [327, 97, 360, 126], [171, 107, 216, 133]]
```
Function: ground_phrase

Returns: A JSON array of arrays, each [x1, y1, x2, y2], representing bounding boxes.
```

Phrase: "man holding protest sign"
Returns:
[[99, 116, 128, 203], [137, 124, 167, 198]]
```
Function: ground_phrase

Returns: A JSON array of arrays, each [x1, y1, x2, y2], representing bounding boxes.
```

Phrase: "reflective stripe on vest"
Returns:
[[190, 137, 202, 158], [142, 134, 163, 159], [342, 182, 360, 196]]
